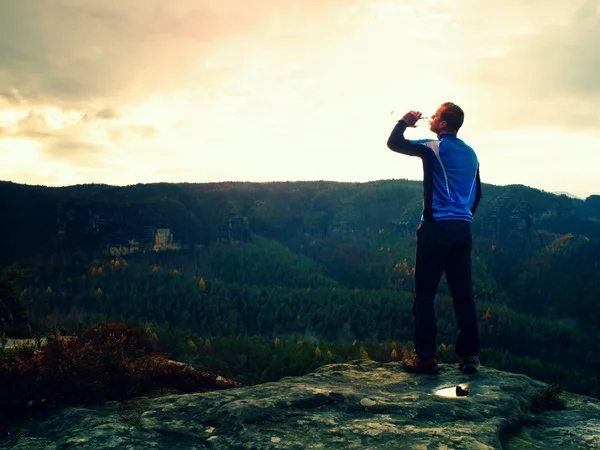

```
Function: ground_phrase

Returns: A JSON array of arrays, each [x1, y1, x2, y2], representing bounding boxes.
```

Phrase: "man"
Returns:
[[386, 102, 482, 375]]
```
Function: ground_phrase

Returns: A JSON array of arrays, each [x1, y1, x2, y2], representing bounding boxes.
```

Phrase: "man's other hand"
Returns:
[[401, 110, 422, 127]]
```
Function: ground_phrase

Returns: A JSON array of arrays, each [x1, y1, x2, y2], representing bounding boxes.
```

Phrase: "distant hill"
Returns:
[[1, 179, 599, 262], [553, 191, 583, 200]]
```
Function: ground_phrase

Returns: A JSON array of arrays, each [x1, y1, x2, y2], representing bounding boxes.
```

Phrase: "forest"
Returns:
[[1, 179, 599, 421]]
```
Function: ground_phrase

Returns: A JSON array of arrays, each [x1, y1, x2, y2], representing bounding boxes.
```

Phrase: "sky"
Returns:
[[0, 0, 599, 198]]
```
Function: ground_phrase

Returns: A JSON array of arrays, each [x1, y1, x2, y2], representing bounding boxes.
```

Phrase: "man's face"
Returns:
[[429, 106, 447, 134]]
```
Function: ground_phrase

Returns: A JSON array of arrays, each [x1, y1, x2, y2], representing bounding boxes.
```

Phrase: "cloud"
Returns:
[[0, 1, 199, 106], [41, 137, 105, 166], [462, 0, 600, 130], [0, 0, 363, 109], [11, 112, 108, 167], [0, 89, 24, 105], [107, 125, 158, 142], [79, 107, 120, 122], [12, 114, 55, 140], [0, 0, 369, 175], [0, 108, 159, 168], [93, 108, 119, 120]]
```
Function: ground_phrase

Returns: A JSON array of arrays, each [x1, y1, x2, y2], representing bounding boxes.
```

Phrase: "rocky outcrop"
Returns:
[[3, 360, 599, 449], [217, 214, 250, 245]]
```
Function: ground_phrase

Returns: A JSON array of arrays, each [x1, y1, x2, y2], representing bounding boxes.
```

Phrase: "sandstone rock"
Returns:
[[2, 360, 599, 449]]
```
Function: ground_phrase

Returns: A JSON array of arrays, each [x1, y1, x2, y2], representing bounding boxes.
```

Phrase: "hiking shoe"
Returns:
[[458, 356, 480, 374], [402, 352, 439, 374]]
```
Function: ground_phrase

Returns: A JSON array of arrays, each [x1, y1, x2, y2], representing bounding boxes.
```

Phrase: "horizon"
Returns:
[[2, 176, 597, 200], [1, 0, 599, 198]]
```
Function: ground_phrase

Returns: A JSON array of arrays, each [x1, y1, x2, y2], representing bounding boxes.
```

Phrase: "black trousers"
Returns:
[[413, 220, 479, 358]]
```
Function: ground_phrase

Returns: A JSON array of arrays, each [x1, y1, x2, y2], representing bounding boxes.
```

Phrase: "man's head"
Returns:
[[429, 102, 464, 136]]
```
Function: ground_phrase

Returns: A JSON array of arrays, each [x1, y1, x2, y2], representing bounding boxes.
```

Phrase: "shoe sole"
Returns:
[[460, 364, 478, 374]]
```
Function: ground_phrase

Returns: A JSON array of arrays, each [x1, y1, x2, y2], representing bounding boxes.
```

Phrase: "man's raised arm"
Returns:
[[386, 111, 430, 158]]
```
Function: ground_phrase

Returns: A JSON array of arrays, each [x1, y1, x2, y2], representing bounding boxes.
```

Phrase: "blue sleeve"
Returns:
[[386, 120, 433, 158]]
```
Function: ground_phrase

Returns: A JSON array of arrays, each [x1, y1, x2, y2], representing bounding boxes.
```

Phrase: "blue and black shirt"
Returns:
[[387, 120, 482, 222]]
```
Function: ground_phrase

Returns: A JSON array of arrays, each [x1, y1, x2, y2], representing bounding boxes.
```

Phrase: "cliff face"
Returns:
[[3, 360, 600, 449]]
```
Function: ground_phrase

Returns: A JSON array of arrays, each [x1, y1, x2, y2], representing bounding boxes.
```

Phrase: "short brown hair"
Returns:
[[440, 102, 464, 131]]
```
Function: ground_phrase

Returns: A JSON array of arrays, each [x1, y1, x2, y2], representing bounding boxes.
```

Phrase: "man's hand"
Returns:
[[401, 110, 422, 127]]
